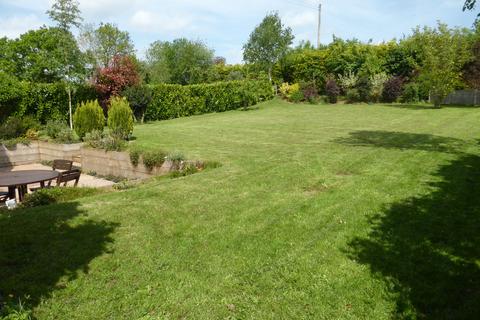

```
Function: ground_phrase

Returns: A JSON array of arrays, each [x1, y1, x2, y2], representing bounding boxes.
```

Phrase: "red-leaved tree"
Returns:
[[93, 54, 139, 112]]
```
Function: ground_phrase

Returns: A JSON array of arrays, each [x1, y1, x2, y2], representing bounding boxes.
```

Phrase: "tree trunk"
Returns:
[[67, 86, 73, 129], [268, 66, 272, 83]]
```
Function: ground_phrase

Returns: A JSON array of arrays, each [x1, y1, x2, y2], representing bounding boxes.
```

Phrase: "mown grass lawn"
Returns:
[[1, 99, 480, 319]]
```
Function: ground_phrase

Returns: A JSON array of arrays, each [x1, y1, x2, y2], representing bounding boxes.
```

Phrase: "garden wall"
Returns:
[[0, 141, 83, 168], [80, 148, 174, 180]]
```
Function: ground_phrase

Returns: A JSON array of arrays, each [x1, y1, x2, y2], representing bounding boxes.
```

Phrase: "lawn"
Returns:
[[1, 99, 480, 319]]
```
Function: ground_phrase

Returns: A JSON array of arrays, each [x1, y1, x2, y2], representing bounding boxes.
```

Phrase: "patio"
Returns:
[[0, 163, 115, 201]]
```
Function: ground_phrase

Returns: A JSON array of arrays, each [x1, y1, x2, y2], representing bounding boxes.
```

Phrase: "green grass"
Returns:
[[1, 99, 480, 319]]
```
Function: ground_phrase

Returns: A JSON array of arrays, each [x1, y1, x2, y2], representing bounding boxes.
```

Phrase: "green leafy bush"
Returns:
[[142, 150, 166, 171], [45, 119, 68, 139], [401, 82, 420, 103], [84, 130, 126, 151], [21, 187, 101, 208], [129, 148, 141, 166], [73, 100, 105, 139], [0, 116, 40, 140], [346, 89, 360, 103], [289, 90, 304, 103], [356, 76, 372, 102], [122, 85, 152, 123], [55, 127, 77, 144], [107, 97, 134, 139]]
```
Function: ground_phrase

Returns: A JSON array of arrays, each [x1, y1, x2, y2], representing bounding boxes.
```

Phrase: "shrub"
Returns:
[[356, 76, 372, 102], [325, 78, 340, 103], [84, 130, 126, 151], [73, 100, 105, 139], [142, 150, 166, 171], [279, 82, 301, 101], [346, 89, 360, 103], [45, 119, 68, 139], [338, 71, 358, 93], [370, 73, 389, 103], [107, 97, 134, 139], [401, 82, 420, 103], [0, 116, 40, 140], [122, 85, 152, 123], [21, 187, 101, 208], [55, 127, 77, 144], [300, 82, 319, 103], [129, 148, 141, 166], [382, 76, 404, 103]]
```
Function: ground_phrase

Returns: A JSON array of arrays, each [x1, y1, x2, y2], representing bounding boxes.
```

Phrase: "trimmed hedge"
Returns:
[[0, 77, 97, 123], [144, 80, 274, 121], [1, 78, 272, 124]]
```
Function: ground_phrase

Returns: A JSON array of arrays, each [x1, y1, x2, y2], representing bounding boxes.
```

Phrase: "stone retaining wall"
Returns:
[[0, 141, 83, 168], [80, 147, 174, 179]]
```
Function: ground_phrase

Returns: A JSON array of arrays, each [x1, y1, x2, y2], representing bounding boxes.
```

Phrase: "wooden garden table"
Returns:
[[0, 170, 60, 202]]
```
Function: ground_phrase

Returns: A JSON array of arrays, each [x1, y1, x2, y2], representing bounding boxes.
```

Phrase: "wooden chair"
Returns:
[[56, 169, 81, 187], [52, 159, 73, 171]]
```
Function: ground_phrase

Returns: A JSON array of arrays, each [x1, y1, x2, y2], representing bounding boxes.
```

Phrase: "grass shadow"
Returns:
[[333, 130, 465, 154], [0, 202, 117, 311], [347, 153, 480, 318]]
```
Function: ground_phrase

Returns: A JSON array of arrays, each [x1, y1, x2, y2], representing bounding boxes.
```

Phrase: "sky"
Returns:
[[0, 0, 477, 64]]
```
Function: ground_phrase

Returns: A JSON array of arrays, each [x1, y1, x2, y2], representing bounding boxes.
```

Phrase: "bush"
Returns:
[[401, 82, 420, 103], [382, 76, 404, 103], [279, 82, 301, 101], [300, 82, 319, 103], [73, 100, 105, 139], [370, 73, 389, 103], [84, 130, 126, 151], [129, 148, 141, 166], [21, 187, 101, 208], [346, 89, 360, 103], [45, 119, 68, 139], [356, 76, 372, 102], [325, 78, 340, 103], [107, 97, 134, 140], [55, 127, 77, 144], [0, 116, 40, 140], [122, 85, 152, 123], [142, 150, 166, 171]]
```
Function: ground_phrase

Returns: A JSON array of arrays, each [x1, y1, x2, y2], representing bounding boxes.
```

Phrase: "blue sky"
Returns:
[[0, 0, 476, 64]]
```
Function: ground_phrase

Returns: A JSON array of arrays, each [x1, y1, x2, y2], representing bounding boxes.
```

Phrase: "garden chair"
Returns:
[[52, 159, 73, 171], [56, 169, 81, 187]]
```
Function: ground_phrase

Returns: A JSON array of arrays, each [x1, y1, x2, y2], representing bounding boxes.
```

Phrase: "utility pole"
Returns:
[[317, 2, 322, 48]]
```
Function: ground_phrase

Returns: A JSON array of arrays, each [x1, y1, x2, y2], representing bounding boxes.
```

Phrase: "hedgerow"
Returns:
[[144, 80, 273, 121], [0, 77, 97, 123]]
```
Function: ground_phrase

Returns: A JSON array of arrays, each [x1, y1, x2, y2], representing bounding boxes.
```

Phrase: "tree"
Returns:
[[47, 0, 83, 128], [243, 12, 294, 82], [93, 55, 140, 112], [146, 38, 214, 85], [46, 0, 82, 31], [79, 23, 135, 69], [408, 23, 473, 107]]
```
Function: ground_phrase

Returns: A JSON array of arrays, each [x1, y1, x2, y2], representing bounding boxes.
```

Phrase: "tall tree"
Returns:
[[46, 0, 82, 31], [47, 0, 84, 128], [146, 38, 214, 85], [79, 23, 135, 69], [243, 12, 294, 81]]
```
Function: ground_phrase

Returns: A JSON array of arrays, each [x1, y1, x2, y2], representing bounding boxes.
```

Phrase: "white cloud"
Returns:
[[284, 11, 316, 28], [130, 10, 193, 33], [0, 14, 45, 38]]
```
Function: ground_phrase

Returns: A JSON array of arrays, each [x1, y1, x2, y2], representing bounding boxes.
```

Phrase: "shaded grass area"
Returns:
[[1, 99, 480, 319]]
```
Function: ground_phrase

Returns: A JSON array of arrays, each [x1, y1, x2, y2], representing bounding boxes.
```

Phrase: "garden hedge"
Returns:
[[0, 75, 97, 123], [144, 80, 274, 121], [0, 78, 273, 124]]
